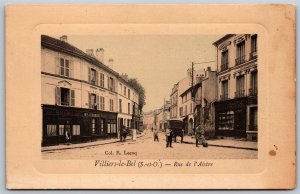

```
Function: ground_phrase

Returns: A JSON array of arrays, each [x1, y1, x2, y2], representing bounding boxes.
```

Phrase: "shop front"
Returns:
[[42, 105, 117, 146]]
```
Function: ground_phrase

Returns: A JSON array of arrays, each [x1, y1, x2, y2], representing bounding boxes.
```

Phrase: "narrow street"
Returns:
[[42, 130, 257, 160]]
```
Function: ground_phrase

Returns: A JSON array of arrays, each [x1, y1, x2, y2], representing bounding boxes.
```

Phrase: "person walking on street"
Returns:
[[65, 128, 71, 145], [153, 128, 159, 142], [165, 128, 173, 148]]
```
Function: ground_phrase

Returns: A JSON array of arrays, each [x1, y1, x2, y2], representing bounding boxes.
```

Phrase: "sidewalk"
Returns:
[[41, 130, 148, 152], [182, 136, 258, 151]]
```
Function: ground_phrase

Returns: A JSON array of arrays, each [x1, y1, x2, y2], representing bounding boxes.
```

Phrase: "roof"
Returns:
[[212, 34, 235, 46], [41, 35, 119, 77]]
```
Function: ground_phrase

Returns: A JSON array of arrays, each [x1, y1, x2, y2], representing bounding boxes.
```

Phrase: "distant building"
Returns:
[[193, 67, 217, 138], [213, 34, 258, 140]]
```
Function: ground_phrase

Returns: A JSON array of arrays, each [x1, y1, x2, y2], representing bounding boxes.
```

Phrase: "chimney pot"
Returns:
[[60, 35, 68, 42], [86, 49, 94, 57]]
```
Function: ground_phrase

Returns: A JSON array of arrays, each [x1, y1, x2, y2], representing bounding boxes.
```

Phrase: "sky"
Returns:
[[63, 35, 223, 112]]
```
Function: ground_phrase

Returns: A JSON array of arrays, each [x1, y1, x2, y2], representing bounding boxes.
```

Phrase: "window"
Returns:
[[107, 120, 117, 133], [128, 103, 131, 114], [99, 119, 104, 134], [90, 68, 96, 85], [56, 87, 75, 106], [221, 50, 229, 71], [72, 125, 80, 135], [236, 41, 245, 65], [250, 71, 258, 96], [60, 58, 70, 77], [91, 118, 96, 134], [218, 111, 234, 130], [185, 105, 187, 115], [59, 125, 64, 136], [221, 80, 228, 100], [100, 73, 104, 87], [120, 83, 123, 94], [128, 89, 130, 99], [124, 86, 126, 96], [236, 75, 245, 98], [250, 35, 257, 59], [89, 93, 98, 109], [108, 77, 114, 91], [109, 99, 114, 112], [190, 103, 192, 114], [119, 99, 122, 113], [249, 107, 258, 131], [46, 125, 57, 136], [100, 96, 105, 110], [179, 107, 183, 117]]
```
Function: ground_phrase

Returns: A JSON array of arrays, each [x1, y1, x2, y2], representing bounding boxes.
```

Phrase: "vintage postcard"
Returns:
[[6, 4, 296, 189]]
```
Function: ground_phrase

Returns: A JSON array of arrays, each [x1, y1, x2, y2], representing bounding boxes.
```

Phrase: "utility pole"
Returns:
[[191, 62, 194, 99]]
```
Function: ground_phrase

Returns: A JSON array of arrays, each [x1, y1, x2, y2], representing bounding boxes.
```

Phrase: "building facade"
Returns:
[[170, 83, 178, 119], [213, 34, 258, 140], [41, 35, 140, 146]]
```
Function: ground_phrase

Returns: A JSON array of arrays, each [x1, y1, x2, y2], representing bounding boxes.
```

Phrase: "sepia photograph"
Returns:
[[5, 4, 295, 189], [41, 34, 258, 160]]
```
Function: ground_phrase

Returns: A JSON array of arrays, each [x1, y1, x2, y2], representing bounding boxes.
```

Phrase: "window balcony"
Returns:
[[249, 50, 257, 59], [220, 94, 229, 101], [248, 88, 258, 96], [220, 62, 229, 71], [235, 55, 245, 66], [235, 90, 245, 98]]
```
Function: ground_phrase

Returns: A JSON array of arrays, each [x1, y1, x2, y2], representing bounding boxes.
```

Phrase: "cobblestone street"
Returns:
[[42, 130, 257, 160]]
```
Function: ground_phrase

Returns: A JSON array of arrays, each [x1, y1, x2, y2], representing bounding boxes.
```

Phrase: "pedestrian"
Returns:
[[165, 128, 173, 148], [195, 126, 201, 147], [153, 128, 159, 142], [65, 128, 71, 145], [180, 128, 184, 143]]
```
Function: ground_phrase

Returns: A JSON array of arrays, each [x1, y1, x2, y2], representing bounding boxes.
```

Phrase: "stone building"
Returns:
[[41, 35, 140, 146], [213, 34, 258, 140]]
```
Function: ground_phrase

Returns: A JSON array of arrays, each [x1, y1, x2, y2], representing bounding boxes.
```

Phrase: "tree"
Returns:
[[127, 78, 146, 111]]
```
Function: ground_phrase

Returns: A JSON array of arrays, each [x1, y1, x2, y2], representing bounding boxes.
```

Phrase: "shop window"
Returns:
[[99, 119, 104, 134], [56, 87, 75, 106], [46, 125, 57, 136], [59, 125, 65, 136], [72, 125, 80, 136], [218, 111, 234, 130], [249, 107, 258, 131], [91, 118, 96, 134]]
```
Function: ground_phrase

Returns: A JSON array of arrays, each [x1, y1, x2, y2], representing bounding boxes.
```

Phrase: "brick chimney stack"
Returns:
[[60, 35, 68, 42], [86, 49, 94, 57], [95, 48, 104, 62]]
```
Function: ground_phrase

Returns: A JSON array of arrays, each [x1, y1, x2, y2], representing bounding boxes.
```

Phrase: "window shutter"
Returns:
[[70, 90, 75, 106], [70, 60, 74, 78], [107, 77, 110, 89], [88, 92, 91, 109], [88, 68, 91, 83], [56, 87, 61, 105], [96, 71, 99, 86], [55, 57, 60, 75], [96, 95, 100, 110]]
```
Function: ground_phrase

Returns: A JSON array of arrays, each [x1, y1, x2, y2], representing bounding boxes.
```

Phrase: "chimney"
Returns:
[[95, 48, 104, 62], [121, 73, 128, 81], [108, 58, 114, 69], [60, 35, 68, 42], [86, 49, 94, 57]]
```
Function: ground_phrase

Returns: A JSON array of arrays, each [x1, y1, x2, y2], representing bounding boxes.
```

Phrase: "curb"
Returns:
[[178, 140, 258, 151], [42, 131, 148, 152]]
